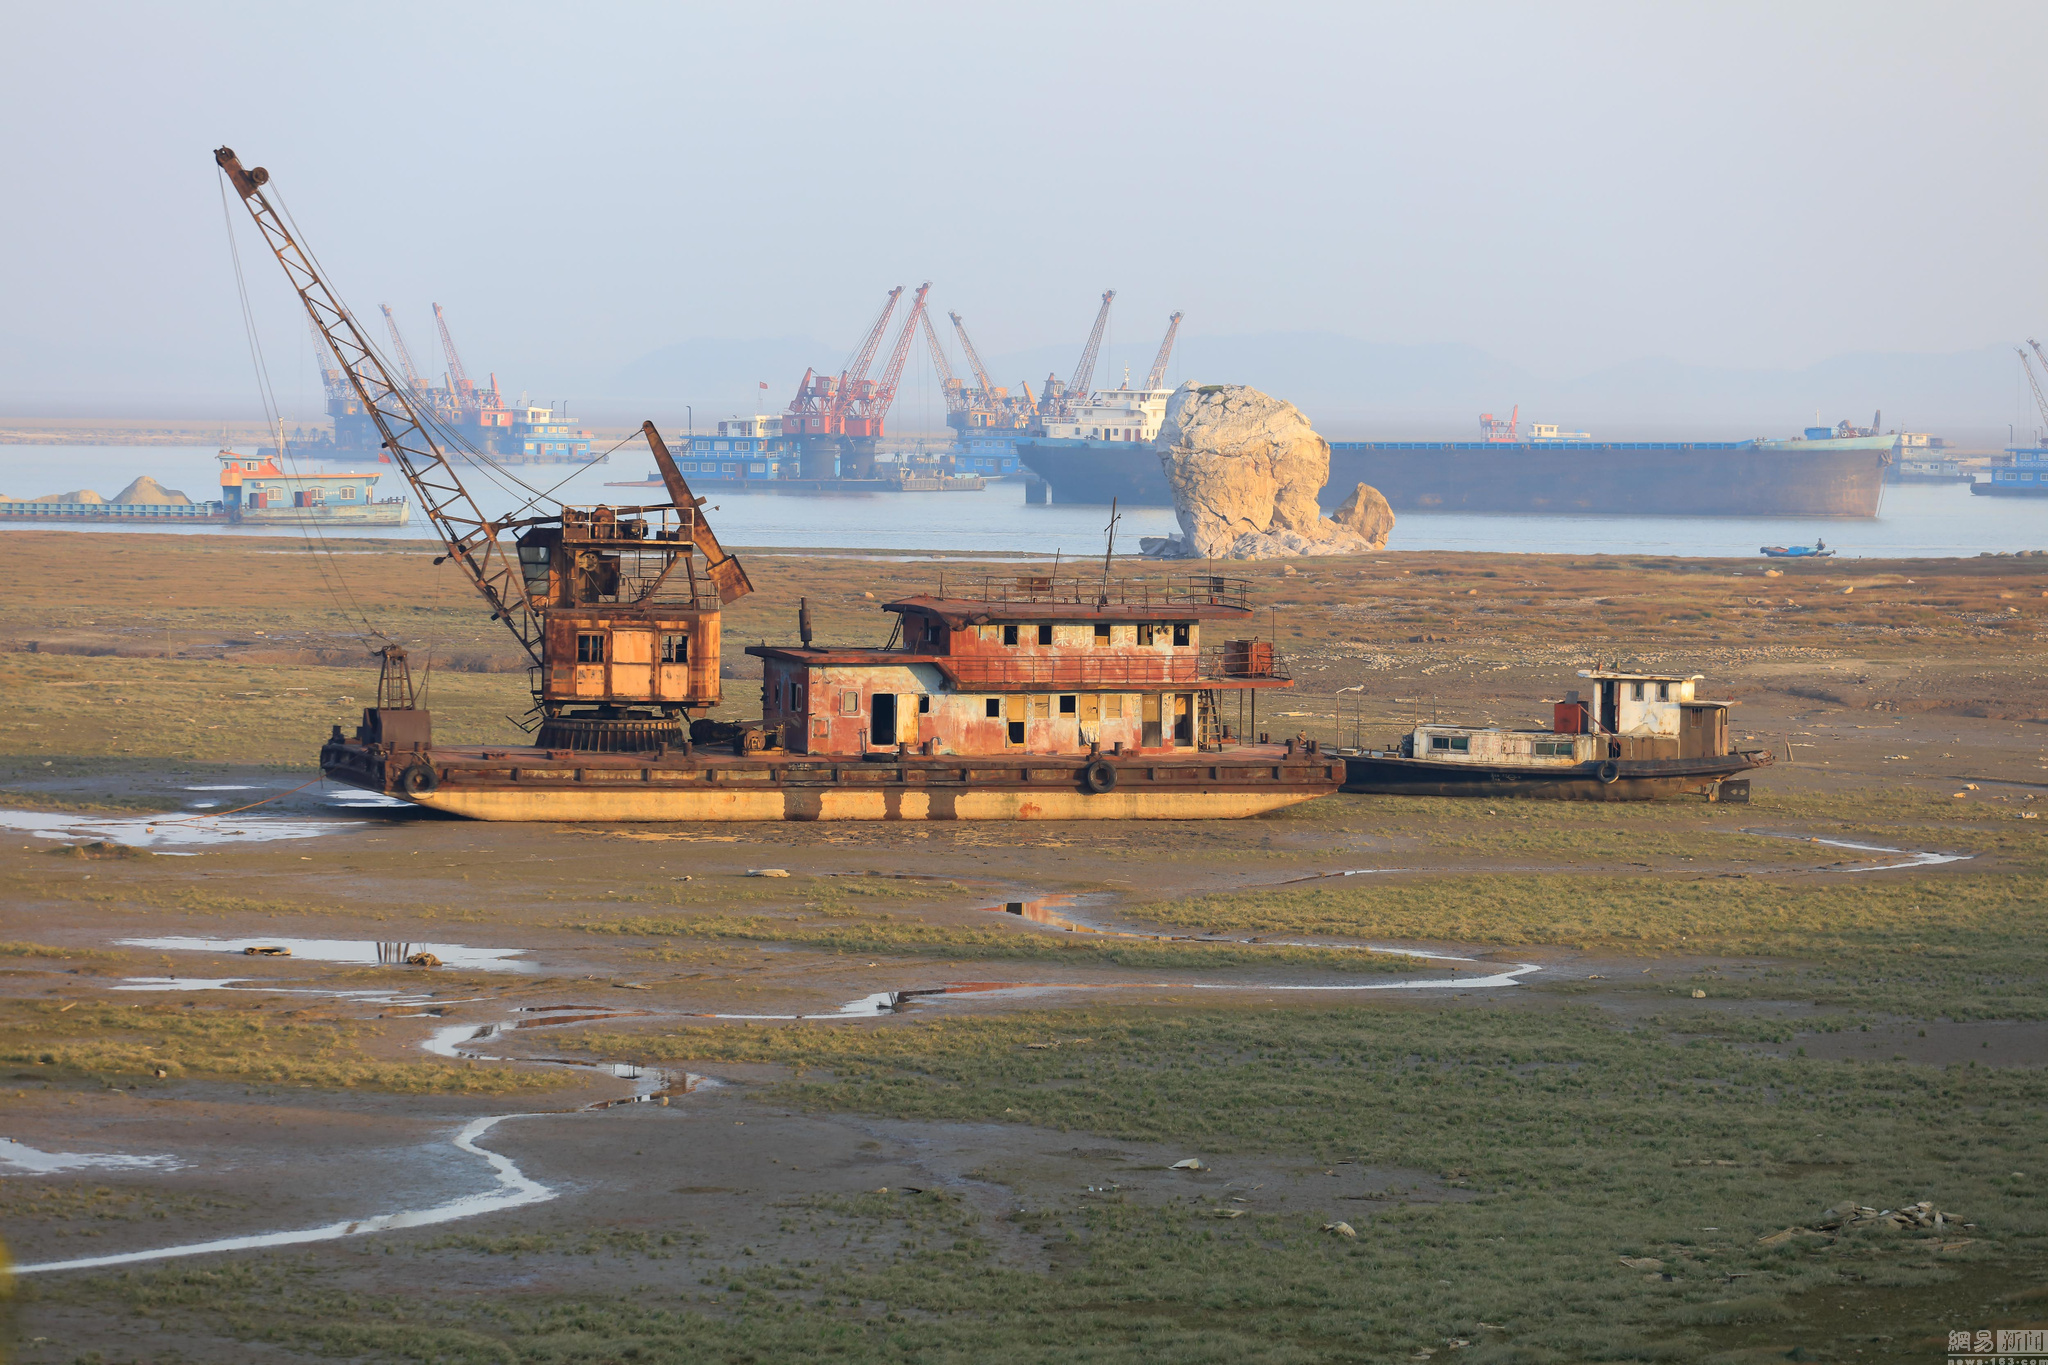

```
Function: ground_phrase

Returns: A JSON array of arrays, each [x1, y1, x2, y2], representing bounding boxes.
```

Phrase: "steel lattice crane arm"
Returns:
[[379, 304, 427, 392], [1064, 290, 1115, 418], [827, 286, 903, 424], [2025, 341, 2048, 437], [868, 283, 930, 421], [307, 314, 349, 402], [949, 311, 998, 404], [434, 303, 475, 401], [921, 309, 969, 414], [1145, 311, 1183, 390], [214, 147, 541, 668]]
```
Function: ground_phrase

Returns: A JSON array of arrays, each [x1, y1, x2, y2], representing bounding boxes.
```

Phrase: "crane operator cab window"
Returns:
[[577, 633, 605, 665]]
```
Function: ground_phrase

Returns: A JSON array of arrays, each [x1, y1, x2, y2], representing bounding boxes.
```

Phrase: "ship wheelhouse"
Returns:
[[746, 574, 1294, 758]]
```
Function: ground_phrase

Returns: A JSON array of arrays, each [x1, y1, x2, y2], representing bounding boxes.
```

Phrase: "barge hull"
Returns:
[[324, 741, 1341, 822], [1340, 753, 1769, 801]]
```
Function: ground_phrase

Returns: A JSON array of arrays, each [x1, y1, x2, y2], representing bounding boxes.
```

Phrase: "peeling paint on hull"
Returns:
[[326, 741, 1342, 823], [405, 785, 1325, 822]]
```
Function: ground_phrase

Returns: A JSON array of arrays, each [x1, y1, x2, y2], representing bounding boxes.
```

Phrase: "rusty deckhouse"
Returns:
[[751, 574, 1286, 759]]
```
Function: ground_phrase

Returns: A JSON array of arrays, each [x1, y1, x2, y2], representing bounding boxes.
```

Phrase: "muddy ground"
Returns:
[[1, 533, 2045, 1363]]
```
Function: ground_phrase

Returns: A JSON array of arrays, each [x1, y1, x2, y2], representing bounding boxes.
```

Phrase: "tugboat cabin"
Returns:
[[1556, 668, 1732, 760], [746, 574, 1294, 757]]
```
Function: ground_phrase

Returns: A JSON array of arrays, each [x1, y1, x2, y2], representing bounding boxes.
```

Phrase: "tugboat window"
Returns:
[[1631, 682, 1645, 701], [1138, 624, 1158, 646], [1094, 623, 1111, 644], [1003, 624, 1019, 646], [1656, 682, 1670, 701], [1037, 623, 1054, 645], [1430, 735, 1470, 752], [576, 633, 605, 664], [1059, 695, 1077, 714], [1172, 623, 1190, 647], [986, 697, 1002, 718]]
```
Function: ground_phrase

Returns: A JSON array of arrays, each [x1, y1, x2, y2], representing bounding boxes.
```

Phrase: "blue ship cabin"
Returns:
[[677, 416, 796, 480], [514, 405, 592, 461], [1987, 446, 2048, 488], [217, 451, 384, 508]]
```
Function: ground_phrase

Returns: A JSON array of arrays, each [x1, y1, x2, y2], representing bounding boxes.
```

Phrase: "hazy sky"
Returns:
[[5, 0, 2045, 412]]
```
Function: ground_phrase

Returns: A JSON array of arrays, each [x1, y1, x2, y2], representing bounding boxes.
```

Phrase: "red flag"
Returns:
[[758, 381, 768, 390]]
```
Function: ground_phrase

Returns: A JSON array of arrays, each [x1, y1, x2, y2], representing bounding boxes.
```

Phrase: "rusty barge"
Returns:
[[321, 572, 1340, 821]]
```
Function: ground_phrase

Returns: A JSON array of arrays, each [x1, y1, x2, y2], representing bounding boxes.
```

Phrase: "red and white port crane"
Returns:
[[1145, 311, 1183, 391], [841, 283, 930, 438], [784, 286, 903, 437], [1479, 406, 1519, 442]]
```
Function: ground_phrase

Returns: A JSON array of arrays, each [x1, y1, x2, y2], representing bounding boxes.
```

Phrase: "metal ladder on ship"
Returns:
[[1197, 690, 1224, 751]]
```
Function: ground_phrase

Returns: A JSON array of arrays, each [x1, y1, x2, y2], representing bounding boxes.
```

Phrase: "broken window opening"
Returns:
[[918, 695, 931, 714], [1138, 624, 1157, 646], [660, 633, 688, 664]]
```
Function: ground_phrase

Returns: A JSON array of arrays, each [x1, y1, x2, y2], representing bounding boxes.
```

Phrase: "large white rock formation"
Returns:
[[1141, 383, 1392, 560]]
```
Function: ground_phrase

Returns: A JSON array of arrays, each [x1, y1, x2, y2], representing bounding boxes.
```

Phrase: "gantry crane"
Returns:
[[1144, 311, 1183, 391], [922, 310, 971, 422], [784, 286, 902, 439], [840, 284, 930, 438], [2022, 342, 2048, 442], [433, 303, 475, 406], [379, 304, 427, 394], [214, 146, 748, 753]]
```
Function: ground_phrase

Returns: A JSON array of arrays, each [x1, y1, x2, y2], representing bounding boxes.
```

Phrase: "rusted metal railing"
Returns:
[[939, 573, 1251, 611]]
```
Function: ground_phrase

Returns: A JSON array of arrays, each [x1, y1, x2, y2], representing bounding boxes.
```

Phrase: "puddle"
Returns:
[[690, 990, 911, 1022], [12, 1113, 555, 1277], [903, 964, 1543, 1003], [1743, 830, 1971, 871], [110, 977, 447, 1007], [0, 809, 353, 851], [0, 1137, 183, 1174], [420, 1007, 701, 1107], [117, 937, 537, 973]]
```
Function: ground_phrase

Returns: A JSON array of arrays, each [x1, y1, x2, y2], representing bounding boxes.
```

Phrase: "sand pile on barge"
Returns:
[[1142, 383, 1392, 560]]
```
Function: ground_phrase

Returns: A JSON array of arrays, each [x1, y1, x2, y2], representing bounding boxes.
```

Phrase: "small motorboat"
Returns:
[[1760, 539, 1832, 558]]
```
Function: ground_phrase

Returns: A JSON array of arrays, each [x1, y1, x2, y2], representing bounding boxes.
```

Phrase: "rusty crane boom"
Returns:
[[214, 145, 748, 755]]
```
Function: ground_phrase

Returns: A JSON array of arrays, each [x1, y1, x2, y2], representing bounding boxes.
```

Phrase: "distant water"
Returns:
[[0, 444, 2038, 559]]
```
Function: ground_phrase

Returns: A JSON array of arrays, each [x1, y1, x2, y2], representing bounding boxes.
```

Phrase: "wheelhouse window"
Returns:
[[1037, 623, 1054, 645], [576, 633, 605, 664], [1003, 624, 1019, 646], [1172, 623, 1190, 647]]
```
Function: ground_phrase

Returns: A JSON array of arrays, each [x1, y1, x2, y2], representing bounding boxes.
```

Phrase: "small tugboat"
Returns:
[[1338, 667, 1773, 801], [1760, 539, 1832, 558]]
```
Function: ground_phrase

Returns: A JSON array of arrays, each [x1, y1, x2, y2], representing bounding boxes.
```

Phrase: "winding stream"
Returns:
[[11, 1114, 554, 1277]]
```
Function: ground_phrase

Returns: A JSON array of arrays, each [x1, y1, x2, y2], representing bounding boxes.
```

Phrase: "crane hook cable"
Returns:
[[217, 171, 388, 655]]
